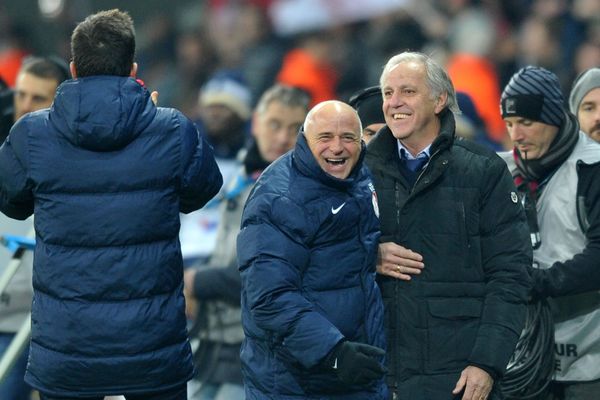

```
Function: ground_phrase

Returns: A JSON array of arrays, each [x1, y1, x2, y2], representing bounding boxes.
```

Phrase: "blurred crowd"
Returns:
[[1, 0, 599, 151]]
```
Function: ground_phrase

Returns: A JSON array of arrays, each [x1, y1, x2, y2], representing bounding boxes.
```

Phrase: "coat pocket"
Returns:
[[426, 297, 482, 373]]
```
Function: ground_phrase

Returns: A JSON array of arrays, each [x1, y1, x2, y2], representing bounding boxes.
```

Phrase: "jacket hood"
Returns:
[[50, 76, 156, 151], [293, 129, 367, 191]]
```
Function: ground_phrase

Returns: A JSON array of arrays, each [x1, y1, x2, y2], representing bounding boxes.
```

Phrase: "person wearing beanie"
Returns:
[[180, 70, 253, 264], [569, 67, 600, 143], [197, 70, 252, 159], [348, 86, 386, 144], [499, 65, 600, 400]]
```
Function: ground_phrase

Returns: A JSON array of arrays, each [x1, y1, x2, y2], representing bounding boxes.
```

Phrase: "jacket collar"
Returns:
[[293, 129, 366, 191]]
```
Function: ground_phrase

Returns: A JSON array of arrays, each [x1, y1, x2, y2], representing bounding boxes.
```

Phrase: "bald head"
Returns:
[[303, 100, 363, 179]]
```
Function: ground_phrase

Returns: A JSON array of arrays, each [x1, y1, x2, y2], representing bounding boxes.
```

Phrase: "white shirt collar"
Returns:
[[397, 140, 432, 160]]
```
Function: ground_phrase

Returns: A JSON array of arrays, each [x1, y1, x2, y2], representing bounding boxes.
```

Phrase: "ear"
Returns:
[[434, 92, 448, 114], [69, 61, 77, 79], [129, 62, 138, 78]]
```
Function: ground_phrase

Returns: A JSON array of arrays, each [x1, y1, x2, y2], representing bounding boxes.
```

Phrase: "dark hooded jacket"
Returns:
[[365, 109, 532, 399], [0, 76, 222, 397], [237, 132, 387, 399]]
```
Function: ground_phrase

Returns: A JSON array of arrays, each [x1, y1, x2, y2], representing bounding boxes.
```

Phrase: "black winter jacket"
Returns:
[[365, 109, 532, 400]]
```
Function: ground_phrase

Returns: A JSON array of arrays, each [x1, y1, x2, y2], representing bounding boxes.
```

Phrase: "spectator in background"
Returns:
[[179, 70, 252, 264], [499, 65, 600, 400], [197, 70, 251, 159], [348, 85, 386, 144], [455, 91, 504, 151], [1, 56, 69, 142], [238, 100, 388, 399], [184, 84, 310, 400], [276, 30, 337, 107], [0, 9, 222, 399], [569, 67, 600, 142], [367, 52, 531, 400], [0, 55, 69, 400], [445, 4, 508, 149]]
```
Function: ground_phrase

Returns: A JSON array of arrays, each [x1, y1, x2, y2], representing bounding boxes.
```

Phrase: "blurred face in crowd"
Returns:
[[576, 87, 600, 143], [504, 117, 559, 160], [14, 72, 59, 121], [382, 61, 445, 154], [200, 104, 244, 139], [252, 101, 306, 162], [304, 101, 362, 179], [362, 123, 385, 144]]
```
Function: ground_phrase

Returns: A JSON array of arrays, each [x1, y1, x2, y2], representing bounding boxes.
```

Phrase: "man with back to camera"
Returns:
[[0, 55, 69, 400], [0, 9, 223, 400], [366, 51, 532, 400], [348, 85, 386, 144], [500, 66, 600, 400], [237, 100, 388, 399], [569, 67, 600, 143], [183, 84, 311, 400]]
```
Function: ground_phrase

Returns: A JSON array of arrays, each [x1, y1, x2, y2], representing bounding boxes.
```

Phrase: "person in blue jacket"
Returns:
[[237, 100, 388, 399], [0, 9, 222, 400]]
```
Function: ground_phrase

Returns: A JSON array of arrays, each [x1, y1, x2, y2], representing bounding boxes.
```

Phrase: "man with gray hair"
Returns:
[[569, 67, 600, 143], [366, 51, 532, 400]]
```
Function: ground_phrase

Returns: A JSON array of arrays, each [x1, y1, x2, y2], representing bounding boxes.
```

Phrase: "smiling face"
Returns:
[[504, 116, 559, 160], [304, 101, 362, 179], [577, 87, 600, 143], [382, 61, 446, 153]]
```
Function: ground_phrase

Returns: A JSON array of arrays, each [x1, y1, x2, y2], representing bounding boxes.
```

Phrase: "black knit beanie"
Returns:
[[501, 66, 565, 127], [348, 86, 385, 127]]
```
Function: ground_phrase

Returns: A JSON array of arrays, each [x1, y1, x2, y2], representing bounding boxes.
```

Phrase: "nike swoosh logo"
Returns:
[[331, 202, 346, 214]]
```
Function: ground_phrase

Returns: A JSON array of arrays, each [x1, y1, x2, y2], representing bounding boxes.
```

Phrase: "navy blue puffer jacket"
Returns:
[[0, 76, 222, 397], [237, 132, 387, 399]]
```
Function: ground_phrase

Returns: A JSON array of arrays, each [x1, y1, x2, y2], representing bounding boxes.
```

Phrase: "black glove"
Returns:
[[527, 265, 548, 300], [326, 340, 387, 385]]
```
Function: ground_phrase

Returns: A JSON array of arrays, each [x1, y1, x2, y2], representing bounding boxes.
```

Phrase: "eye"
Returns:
[[267, 120, 282, 131]]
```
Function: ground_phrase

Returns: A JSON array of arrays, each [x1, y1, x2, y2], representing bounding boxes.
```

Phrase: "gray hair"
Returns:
[[255, 84, 311, 115], [379, 52, 460, 114]]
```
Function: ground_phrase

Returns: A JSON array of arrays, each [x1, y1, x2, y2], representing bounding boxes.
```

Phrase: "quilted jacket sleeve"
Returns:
[[178, 115, 223, 214], [0, 123, 34, 220], [238, 194, 344, 369], [469, 155, 532, 377]]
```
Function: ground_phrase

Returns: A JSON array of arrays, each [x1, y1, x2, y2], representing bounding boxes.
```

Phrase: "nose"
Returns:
[[330, 136, 344, 153], [507, 124, 523, 142], [386, 91, 404, 108]]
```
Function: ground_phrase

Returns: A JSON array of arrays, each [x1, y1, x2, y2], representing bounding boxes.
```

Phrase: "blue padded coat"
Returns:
[[237, 132, 388, 399], [0, 76, 223, 397]]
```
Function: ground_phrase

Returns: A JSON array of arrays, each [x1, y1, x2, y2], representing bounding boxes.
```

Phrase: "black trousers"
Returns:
[[39, 383, 187, 400]]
